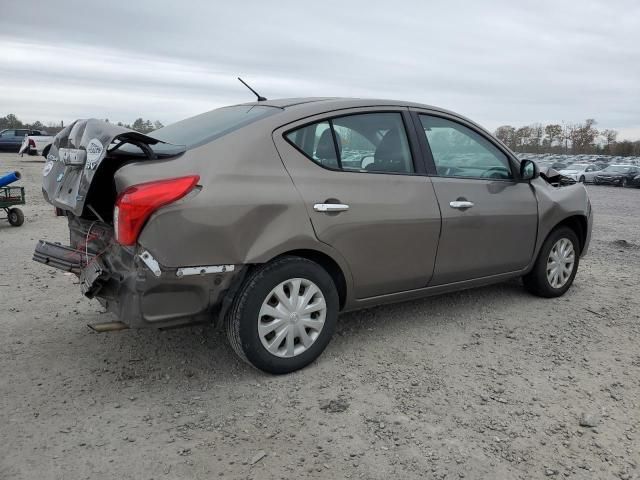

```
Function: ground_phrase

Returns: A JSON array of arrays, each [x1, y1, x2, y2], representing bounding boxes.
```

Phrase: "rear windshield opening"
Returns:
[[148, 105, 279, 149]]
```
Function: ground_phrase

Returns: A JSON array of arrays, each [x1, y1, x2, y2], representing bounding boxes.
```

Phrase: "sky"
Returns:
[[2, 0, 639, 139]]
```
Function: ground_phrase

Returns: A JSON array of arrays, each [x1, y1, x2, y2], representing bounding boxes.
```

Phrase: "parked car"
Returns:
[[559, 163, 602, 183], [19, 133, 54, 157], [593, 165, 640, 187], [0, 129, 46, 152], [33, 98, 593, 374], [551, 161, 569, 170]]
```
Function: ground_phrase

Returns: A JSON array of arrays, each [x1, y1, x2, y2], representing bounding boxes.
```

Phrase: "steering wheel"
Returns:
[[437, 166, 463, 176], [481, 167, 509, 179]]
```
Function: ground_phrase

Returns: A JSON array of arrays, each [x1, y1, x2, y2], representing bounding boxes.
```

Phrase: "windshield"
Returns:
[[564, 164, 589, 170], [603, 166, 630, 173], [148, 105, 279, 149]]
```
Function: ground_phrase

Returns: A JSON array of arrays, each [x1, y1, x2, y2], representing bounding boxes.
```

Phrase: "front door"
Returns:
[[274, 109, 441, 299], [414, 112, 538, 285]]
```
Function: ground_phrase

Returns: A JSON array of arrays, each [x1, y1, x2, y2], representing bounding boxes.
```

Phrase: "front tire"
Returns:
[[225, 256, 338, 374], [579, 175, 585, 183], [523, 227, 579, 298]]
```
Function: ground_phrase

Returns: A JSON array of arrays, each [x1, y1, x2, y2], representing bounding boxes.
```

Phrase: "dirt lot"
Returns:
[[1, 151, 638, 480]]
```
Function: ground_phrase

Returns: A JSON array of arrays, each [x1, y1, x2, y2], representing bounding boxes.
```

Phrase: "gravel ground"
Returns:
[[1, 152, 639, 480]]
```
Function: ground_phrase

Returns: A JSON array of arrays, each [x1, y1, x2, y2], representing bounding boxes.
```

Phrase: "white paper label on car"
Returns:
[[43, 160, 54, 177], [85, 138, 103, 169]]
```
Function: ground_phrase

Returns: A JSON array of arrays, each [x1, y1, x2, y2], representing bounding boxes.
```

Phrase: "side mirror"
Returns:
[[520, 159, 538, 181]]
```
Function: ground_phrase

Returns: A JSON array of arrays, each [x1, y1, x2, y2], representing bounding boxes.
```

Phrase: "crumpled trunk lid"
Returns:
[[42, 119, 184, 216]]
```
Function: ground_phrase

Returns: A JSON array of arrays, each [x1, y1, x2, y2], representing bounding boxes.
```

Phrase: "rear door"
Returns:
[[412, 111, 538, 285], [273, 108, 442, 299]]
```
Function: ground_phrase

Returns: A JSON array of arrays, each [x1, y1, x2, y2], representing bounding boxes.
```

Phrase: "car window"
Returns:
[[419, 115, 512, 179], [149, 105, 278, 149], [604, 166, 630, 173], [0, 130, 15, 138], [285, 121, 338, 169], [286, 112, 414, 174], [15, 130, 28, 137], [332, 113, 413, 173]]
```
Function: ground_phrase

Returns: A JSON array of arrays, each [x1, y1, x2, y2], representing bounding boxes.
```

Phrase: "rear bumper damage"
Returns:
[[34, 232, 244, 329]]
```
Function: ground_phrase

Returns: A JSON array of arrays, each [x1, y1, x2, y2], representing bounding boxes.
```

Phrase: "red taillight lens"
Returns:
[[29, 139, 36, 147], [114, 175, 200, 246]]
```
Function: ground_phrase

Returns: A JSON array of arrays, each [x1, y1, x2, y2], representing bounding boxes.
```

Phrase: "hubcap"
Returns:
[[258, 278, 326, 358], [546, 238, 575, 289]]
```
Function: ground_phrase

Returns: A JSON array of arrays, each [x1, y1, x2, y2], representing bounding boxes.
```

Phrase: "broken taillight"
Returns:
[[114, 175, 200, 246]]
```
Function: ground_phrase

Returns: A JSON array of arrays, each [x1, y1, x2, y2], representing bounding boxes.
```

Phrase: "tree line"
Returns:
[[0, 114, 164, 135], [494, 119, 640, 156]]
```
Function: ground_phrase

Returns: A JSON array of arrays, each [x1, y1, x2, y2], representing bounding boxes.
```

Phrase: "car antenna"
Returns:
[[237, 77, 267, 102]]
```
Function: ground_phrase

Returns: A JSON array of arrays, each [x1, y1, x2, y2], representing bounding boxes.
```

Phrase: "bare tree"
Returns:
[[495, 125, 516, 149], [515, 126, 532, 151], [529, 124, 544, 153], [601, 129, 617, 153], [544, 124, 562, 149], [572, 119, 599, 154]]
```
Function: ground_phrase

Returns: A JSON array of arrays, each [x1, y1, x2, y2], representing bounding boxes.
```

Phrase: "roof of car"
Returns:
[[233, 96, 493, 135], [235, 96, 451, 112]]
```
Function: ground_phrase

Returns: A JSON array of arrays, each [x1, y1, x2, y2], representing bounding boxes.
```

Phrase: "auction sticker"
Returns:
[[43, 161, 54, 177], [85, 138, 104, 169]]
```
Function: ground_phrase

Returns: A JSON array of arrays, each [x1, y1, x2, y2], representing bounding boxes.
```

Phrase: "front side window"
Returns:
[[286, 112, 414, 174], [419, 115, 512, 179]]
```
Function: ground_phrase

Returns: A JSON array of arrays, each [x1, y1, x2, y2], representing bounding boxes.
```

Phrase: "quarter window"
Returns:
[[286, 113, 414, 174], [285, 121, 338, 169], [419, 115, 512, 179]]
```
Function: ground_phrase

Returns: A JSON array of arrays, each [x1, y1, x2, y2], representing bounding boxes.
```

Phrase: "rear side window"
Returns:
[[286, 112, 414, 174], [150, 105, 278, 148]]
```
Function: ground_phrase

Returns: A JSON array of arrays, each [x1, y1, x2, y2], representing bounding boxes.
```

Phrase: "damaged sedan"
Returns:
[[34, 98, 592, 373]]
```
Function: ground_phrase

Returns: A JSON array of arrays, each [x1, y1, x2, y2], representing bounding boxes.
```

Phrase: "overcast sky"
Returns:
[[2, 0, 639, 138]]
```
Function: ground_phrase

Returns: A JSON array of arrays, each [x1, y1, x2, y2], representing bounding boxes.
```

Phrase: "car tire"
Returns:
[[622, 178, 628, 188], [523, 226, 580, 298], [7, 208, 24, 227], [594, 178, 600, 185], [579, 175, 585, 183], [225, 256, 339, 374]]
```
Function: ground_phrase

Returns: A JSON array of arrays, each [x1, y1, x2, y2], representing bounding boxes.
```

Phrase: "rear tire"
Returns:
[[225, 256, 338, 374], [523, 227, 579, 298], [8, 208, 24, 227]]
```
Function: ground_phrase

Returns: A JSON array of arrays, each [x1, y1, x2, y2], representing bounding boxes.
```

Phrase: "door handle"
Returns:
[[449, 200, 474, 209], [313, 203, 350, 213]]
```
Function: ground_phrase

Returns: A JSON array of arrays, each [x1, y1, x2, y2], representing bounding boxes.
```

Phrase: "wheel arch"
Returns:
[[275, 249, 348, 310], [551, 214, 588, 254]]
